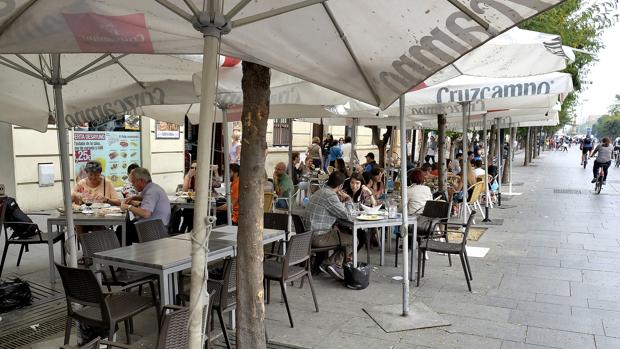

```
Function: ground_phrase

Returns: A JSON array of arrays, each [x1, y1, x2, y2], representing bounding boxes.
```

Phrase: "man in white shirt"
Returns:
[[340, 136, 356, 164]]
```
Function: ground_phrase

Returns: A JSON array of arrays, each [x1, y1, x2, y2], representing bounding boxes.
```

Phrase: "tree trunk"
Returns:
[[502, 128, 511, 183], [236, 62, 269, 349], [523, 127, 530, 166], [530, 128, 535, 161], [368, 126, 393, 168], [448, 136, 456, 163], [410, 129, 417, 163], [489, 124, 496, 161], [437, 115, 447, 193], [418, 129, 427, 164]]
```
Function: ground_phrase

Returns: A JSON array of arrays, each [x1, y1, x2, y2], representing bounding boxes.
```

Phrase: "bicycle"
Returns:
[[594, 164, 605, 194]]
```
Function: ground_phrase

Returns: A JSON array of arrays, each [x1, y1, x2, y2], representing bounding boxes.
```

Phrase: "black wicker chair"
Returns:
[[264, 232, 318, 328], [55, 263, 159, 345], [417, 211, 476, 292], [207, 257, 237, 349], [135, 219, 170, 243]]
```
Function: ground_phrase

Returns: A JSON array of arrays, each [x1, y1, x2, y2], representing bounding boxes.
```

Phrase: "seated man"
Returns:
[[121, 167, 171, 244], [303, 171, 354, 280], [273, 162, 293, 209]]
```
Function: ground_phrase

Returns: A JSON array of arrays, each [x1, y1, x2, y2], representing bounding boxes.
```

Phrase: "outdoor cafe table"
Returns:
[[46, 212, 127, 283], [339, 214, 418, 268], [92, 225, 286, 306]]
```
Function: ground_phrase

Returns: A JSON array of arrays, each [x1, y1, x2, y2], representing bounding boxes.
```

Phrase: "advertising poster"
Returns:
[[74, 131, 141, 187], [156, 121, 181, 139]]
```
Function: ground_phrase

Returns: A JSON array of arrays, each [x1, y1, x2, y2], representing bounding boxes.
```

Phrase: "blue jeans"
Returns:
[[593, 161, 611, 181]]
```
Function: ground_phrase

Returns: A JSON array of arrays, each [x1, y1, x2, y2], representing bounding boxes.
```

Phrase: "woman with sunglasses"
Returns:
[[71, 161, 121, 206]]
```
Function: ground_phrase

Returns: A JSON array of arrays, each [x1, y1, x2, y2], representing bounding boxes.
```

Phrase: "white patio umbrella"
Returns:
[[0, 0, 567, 340]]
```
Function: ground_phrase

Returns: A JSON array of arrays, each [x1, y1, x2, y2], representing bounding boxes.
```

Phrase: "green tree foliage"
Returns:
[[592, 94, 620, 137], [520, 0, 618, 132]]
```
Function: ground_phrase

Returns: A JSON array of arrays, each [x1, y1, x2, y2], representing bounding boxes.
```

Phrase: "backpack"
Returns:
[[3, 197, 39, 239], [583, 138, 592, 147]]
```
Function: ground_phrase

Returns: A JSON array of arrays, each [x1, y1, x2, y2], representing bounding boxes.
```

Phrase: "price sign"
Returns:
[[75, 149, 91, 162]]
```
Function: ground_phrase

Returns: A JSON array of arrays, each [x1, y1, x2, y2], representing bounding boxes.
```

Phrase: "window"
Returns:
[[272, 118, 290, 147]]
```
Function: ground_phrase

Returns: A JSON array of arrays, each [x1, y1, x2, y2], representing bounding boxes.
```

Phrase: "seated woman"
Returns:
[[71, 161, 121, 237], [335, 158, 349, 177], [430, 163, 439, 177], [342, 172, 376, 251], [407, 169, 433, 214], [72, 161, 121, 206], [366, 167, 385, 201], [121, 163, 140, 198], [448, 160, 477, 215]]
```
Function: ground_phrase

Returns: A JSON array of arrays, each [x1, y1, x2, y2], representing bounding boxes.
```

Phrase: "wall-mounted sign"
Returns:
[[74, 131, 141, 187], [155, 121, 180, 139]]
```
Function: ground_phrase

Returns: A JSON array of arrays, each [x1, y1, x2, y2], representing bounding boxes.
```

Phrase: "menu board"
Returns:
[[74, 131, 141, 187]]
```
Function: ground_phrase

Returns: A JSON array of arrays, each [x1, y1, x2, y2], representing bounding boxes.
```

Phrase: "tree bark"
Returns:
[[418, 129, 427, 164], [236, 62, 269, 349], [410, 130, 417, 163], [369, 126, 393, 167], [524, 127, 530, 166], [437, 115, 447, 193], [489, 124, 497, 161]]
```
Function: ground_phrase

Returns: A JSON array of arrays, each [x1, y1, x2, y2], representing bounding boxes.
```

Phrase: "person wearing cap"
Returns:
[[72, 160, 121, 206], [363, 152, 377, 173]]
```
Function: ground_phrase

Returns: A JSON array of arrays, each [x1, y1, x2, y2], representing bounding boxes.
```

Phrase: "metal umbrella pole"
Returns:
[[496, 118, 502, 206], [287, 118, 293, 235], [51, 54, 78, 270], [508, 117, 514, 195], [482, 113, 491, 222], [222, 107, 232, 225], [399, 94, 411, 315], [460, 102, 470, 224]]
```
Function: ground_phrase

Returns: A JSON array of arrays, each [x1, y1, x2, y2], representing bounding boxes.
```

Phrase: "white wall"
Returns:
[[146, 118, 184, 194]]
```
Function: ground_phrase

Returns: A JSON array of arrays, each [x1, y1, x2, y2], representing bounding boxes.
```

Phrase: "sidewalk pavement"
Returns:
[[3, 147, 620, 348]]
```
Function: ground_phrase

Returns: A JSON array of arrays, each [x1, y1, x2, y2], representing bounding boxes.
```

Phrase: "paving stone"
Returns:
[[399, 329, 503, 349], [508, 309, 604, 335], [560, 260, 619, 273], [442, 314, 526, 342], [500, 340, 556, 349], [581, 270, 620, 286], [498, 275, 571, 297], [570, 283, 620, 303], [516, 301, 572, 315], [525, 326, 595, 349], [534, 293, 589, 308], [594, 335, 620, 349], [430, 300, 512, 322], [588, 299, 620, 312], [516, 265, 582, 282]]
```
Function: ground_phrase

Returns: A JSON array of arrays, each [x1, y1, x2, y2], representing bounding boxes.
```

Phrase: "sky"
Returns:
[[577, 24, 620, 123]]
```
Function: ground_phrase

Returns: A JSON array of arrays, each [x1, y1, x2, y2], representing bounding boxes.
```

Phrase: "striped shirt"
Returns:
[[303, 188, 352, 234]]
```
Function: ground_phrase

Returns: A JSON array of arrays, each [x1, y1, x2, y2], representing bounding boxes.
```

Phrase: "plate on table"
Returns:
[[91, 203, 111, 209], [356, 214, 383, 221]]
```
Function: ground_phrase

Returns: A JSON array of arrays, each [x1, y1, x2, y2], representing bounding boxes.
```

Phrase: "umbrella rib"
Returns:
[[231, 0, 325, 28], [445, 0, 490, 30], [15, 54, 49, 80], [182, 0, 201, 18], [64, 54, 110, 83], [0, 56, 45, 81], [155, 0, 194, 23], [321, 2, 381, 106], [68, 53, 129, 81], [225, 0, 252, 20], [110, 54, 147, 89], [39, 55, 53, 114]]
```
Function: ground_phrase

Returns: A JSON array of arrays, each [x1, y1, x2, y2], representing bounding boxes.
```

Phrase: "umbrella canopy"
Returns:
[[0, 0, 566, 109]]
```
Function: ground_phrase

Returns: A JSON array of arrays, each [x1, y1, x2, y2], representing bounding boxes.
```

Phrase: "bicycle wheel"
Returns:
[[595, 178, 602, 194]]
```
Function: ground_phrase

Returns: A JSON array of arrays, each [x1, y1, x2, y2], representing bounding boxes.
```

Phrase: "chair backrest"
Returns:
[[263, 192, 274, 213], [283, 232, 312, 278], [202, 290, 217, 347], [135, 219, 170, 243], [157, 307, 190, 349], [467, 182, 485, 204], [421, 200, 450, 220], [459, 211, 477, 248], [55, 263, 106, 318], [0, 196, 6, 241], [218, 257, 237, 309], [264, 212, 289, 232], [79, 230, 121, 264], [291, 214, 306, 234]]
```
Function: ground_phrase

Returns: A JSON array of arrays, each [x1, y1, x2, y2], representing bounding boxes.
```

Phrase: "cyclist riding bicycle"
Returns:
[[581, 135, 594, 166], [590, 137, 613, 185], [614, 137, 620, 159]]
